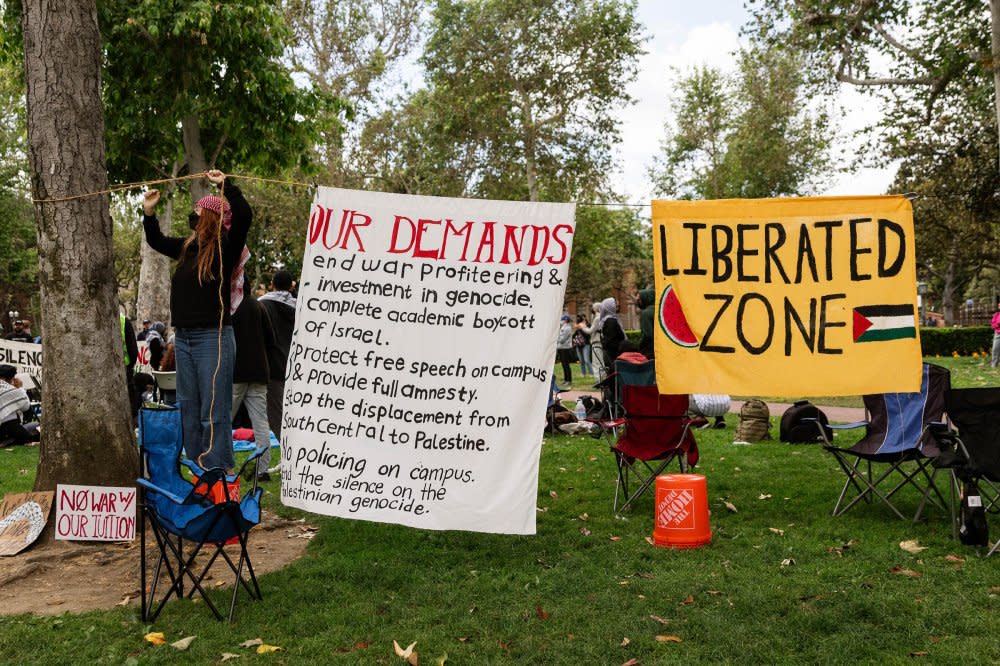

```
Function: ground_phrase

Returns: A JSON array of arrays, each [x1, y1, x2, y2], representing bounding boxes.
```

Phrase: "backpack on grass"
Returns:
[[735, 399, 771, 442], [780, 400, 832, 444]]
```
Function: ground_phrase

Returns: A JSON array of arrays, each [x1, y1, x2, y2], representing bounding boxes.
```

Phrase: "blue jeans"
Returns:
[[577, 344, 593, 376], [175, 326, 236, 471]]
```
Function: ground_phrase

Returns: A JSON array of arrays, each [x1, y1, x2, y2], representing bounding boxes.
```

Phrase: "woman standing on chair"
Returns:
[[142, 170, 252, 472]]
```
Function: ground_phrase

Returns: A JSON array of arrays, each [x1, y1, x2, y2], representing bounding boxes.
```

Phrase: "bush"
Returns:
[[920, 326, 992, 356]]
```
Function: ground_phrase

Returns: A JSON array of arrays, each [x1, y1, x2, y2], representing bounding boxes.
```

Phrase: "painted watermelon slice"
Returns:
[[659, 284, 699, 348]]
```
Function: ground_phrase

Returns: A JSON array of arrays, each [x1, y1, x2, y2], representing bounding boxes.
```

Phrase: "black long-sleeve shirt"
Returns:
[[142, 182, 252, 328]]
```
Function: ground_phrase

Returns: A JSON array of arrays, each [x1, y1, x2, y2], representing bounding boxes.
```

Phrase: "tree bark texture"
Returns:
[[135, 176, 175, 327], [21, 0, 137, 490]]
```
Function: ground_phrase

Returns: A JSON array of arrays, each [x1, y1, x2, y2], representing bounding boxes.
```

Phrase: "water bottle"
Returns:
[[574, 397, 586, 421]]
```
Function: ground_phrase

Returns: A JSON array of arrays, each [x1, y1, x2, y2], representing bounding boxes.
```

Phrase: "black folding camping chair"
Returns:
[[818, 363, 950, 522]]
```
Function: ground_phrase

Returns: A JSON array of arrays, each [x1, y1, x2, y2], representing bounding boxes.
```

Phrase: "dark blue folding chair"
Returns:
[[818, 363, 950, 521], [137, 406, 266, 623]]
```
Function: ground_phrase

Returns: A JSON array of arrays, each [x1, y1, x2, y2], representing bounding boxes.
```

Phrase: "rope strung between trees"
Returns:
[[29, 172, 652, 207]]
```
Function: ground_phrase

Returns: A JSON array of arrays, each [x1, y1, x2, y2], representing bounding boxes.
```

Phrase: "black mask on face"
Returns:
[[188, 211, 199, 229]]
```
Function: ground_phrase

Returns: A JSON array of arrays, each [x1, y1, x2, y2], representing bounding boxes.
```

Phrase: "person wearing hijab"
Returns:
[[141, 170, 251, 472], [555, 314, 575, 386], [580, 302, 605, 382], [598, 297, 626, 370]]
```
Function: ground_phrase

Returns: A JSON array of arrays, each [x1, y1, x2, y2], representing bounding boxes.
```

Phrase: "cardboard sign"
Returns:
[[652, 196, 922, 396], [135, 341, 153, 374], [0, 492, 53, 556], [281, 187, 575, 534], [54, 484, 136, 542]]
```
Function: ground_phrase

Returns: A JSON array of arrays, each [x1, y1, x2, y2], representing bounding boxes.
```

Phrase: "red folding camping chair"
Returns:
[[594, 355, 699, 513]]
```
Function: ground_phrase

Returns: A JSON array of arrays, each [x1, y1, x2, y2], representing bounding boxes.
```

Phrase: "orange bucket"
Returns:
[[653, 473, 711, 549]]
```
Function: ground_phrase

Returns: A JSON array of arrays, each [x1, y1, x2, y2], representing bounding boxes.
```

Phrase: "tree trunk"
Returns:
[[520, 93, 539, 202], [21, 0, 137, 492], [182, 113, 210, 201], [134, 166, 177, 326], [992, 0, 1000, 173], [942, 260, 957, 326]]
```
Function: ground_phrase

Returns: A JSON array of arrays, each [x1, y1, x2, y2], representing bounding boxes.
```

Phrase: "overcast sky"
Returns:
[[613, 1, 896, 205]]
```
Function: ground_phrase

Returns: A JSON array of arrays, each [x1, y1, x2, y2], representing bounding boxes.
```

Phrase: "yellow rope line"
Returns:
[[31, 172, 313, 204]]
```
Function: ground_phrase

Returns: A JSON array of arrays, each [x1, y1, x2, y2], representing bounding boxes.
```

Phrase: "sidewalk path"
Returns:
[[560, 390, 865, 424]]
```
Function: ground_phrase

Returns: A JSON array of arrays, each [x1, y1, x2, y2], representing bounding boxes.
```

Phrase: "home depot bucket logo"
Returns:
[[657, 487, 696, 530]]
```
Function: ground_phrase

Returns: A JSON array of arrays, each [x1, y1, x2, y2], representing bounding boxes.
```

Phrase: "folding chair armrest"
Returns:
[[828, 421, 868, 430], [181, 458, 240, 484], [136, 478, 188, 505], [235, 445, 268, 479]]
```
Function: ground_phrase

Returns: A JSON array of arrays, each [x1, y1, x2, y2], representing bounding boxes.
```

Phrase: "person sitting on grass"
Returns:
[[0, 365, 39, 446]]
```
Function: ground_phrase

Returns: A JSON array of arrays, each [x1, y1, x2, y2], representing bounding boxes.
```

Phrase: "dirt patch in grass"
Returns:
[[0, 510, 314, 616]]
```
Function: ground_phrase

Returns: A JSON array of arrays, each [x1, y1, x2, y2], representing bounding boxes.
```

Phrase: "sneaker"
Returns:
[[713, 420, 726, 429]]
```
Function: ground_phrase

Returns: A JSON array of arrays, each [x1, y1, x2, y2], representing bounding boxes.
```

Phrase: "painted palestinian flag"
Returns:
[[852, 304, 916, 343]]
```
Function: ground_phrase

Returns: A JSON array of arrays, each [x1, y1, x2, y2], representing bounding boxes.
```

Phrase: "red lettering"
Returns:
[[413, 218, 442, 259], [388, 215, 416, 254]]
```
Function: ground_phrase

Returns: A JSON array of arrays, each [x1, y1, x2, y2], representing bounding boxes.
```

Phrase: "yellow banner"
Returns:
[[652, 196, 922, 396]]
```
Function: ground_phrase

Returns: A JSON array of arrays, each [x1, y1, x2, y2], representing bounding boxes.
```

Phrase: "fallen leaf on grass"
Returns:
[[170, 636, 196, 651], [578, 513, 589, 521], [610, 535, 621, 542], [780, 559, 795, 567], [681, 595, 695, 605], [256, 645, 283, 654], [622, 659, 640, 666], [498, 640, 511, 653], [536, 607, 551, 620], [394, 640, 418, 664], [649, 614, 671, 625], [655, 635, 682, 643], [644, 536, 655, 546], [723, 501, 738, 513], [620, 637, 630, 647], [909, 651, 929, 657], [944, 554, 965, 563], [355, 641, 370, 649], [239, 639, 263, 648], [579, 527, 592, 536], [220, 653, 241, 662], [144, 632, 166, 646], [435, 654, 448, 666], [890, 566, 921, 578], [900, 540, 928, 554], [706, 590, 722, 596], [759, 494, 772, 500], [549, 491, 559, 499], [769, 528, 785, 536]]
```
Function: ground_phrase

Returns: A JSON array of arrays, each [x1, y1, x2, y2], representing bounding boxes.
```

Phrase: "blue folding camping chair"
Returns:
[[137, 406, 266, 623], [818, 363, 950, 521]]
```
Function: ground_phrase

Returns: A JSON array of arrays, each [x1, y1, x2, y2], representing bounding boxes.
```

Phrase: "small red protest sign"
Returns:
[[55, 484, 136, 542]]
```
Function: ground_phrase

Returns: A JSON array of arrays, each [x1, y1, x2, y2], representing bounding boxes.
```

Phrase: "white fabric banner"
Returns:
[[0, 338, 41, 376], [280, 188, 575, 534]]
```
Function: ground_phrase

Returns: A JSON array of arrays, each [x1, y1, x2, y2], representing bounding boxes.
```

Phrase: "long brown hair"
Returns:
[[180, 208, 223, 284]]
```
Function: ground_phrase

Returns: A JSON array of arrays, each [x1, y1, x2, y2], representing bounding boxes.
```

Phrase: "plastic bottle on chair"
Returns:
[[574, 397, 586, 421]]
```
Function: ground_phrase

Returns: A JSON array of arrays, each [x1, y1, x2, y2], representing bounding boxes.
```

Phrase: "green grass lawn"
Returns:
[[2, 412, 1000, 664]]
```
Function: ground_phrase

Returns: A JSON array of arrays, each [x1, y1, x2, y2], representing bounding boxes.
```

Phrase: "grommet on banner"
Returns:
[[653, 473, 711, 549]]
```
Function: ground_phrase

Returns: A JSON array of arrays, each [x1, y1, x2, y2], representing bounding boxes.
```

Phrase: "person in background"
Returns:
[[5, 320, 32, 343], [0, 365, 38, 446], [581, 302, 605, 382], [598, 297, 626, 370], [232, 279, 275, 481], [636, 288, 656, 359], [259, 270, 296, 442], [142, 169, 251, 472], [573, 313, 592, 377], [556, 314, 575, 387], [146, 321, 166, 371], [992, 300, 1000, 368], [136, 319, 152, 341], [160, 334, 176, 371]]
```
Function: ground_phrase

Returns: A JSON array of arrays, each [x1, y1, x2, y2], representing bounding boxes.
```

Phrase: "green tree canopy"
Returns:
[[651, 47, 833, 199]]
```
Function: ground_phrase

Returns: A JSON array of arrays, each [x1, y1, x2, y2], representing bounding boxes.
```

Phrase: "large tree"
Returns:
[[98, 0, 332, 322], [651, 47, 833, 199], [21, 0, 136, 489], [282, 0, 426, 186], [747, 0, 993, 165], [418, 0, 644, 203]]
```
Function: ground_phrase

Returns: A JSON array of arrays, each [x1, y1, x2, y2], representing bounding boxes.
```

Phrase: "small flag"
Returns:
[[853, 304, 916, 342]]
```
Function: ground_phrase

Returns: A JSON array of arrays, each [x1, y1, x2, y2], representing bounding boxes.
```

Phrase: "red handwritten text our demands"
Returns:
[[308, 205, 573, 265]]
